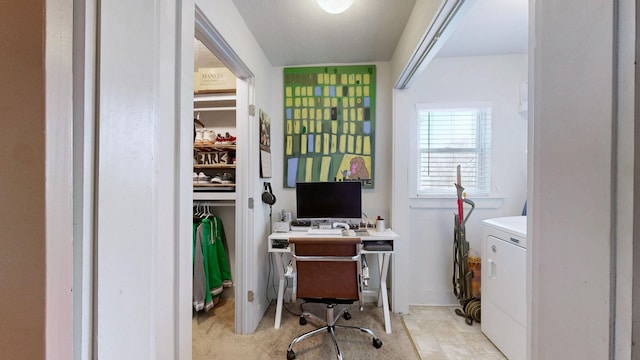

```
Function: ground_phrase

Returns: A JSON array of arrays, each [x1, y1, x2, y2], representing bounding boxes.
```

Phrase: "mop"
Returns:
[[452, 165, 480, 325]]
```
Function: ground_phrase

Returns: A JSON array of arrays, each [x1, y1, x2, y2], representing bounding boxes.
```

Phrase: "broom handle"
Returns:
[[456, 165, 464, 226]]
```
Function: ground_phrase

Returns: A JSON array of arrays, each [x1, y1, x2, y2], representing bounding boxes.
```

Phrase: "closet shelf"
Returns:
[[193, 183, 236, 188], [194, 93, 236, 113], [194, 144, 236, 152], [194, 164, 236, 170], [194, 106, 236, 112], [193, 192, 236, 201], [193, 199, 235, 206], [194, 93, 236, 102]]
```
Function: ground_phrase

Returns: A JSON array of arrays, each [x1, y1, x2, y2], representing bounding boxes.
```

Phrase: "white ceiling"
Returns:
[[225, 0, 527, 67], [437, 0, 528, 58], [232, 0, 416, 66]]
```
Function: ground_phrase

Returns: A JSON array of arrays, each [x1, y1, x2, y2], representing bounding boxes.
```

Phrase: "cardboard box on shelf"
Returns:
[[195, 67, 236, 93]]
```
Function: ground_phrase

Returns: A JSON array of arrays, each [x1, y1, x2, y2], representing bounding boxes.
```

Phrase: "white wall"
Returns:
[[404, 54, 528, 305], [528, 0, 618, 358]]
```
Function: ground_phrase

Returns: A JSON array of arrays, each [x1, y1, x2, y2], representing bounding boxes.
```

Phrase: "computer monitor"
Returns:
[[295, 181, 362, 222]]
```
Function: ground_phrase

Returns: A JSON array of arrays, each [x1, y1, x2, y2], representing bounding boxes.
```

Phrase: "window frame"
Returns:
[[412, 102, 492, 198]]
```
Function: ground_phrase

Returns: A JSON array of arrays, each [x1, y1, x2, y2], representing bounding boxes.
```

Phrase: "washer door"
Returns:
[[485, 235, 526, 327]]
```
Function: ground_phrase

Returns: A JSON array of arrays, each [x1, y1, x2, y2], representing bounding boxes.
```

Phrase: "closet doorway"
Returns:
[[190, 5, 255, 336]]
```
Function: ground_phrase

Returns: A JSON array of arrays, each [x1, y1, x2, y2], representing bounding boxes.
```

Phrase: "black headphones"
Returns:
[[261, 182, 276, 205]]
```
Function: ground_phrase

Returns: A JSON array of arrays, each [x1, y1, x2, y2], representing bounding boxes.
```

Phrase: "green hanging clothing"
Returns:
[[201, 217, 233, 298], [193, 221, 214, 311]]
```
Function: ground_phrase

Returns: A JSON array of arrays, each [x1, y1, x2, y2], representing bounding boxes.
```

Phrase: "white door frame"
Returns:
[[193, 4, 255, 335], [72, 0, 97, 358]]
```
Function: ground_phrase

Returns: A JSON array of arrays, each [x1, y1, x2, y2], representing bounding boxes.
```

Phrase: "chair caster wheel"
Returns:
[[343, 311, 352, 320], [373, 338, 383, 348], [287, 350, 296, 359], [299, 317, 307, 326]]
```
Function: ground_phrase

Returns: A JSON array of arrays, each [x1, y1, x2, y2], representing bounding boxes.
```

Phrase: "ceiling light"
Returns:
[[316, 0, 354, 14]]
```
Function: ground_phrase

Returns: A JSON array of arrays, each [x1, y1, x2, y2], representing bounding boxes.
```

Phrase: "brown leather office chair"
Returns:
[[286, 237, 382, 360]]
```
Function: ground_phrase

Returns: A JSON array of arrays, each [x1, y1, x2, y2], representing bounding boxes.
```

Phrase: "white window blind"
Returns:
[[417, 105, 491, 195]]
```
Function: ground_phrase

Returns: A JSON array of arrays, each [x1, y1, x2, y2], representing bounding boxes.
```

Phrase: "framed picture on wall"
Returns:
[[282, 65, 376, 188], [259, 109, 272, 178]]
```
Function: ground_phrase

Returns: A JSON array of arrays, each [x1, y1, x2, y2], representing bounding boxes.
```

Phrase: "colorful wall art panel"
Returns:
[[283, 65, 376, 188]]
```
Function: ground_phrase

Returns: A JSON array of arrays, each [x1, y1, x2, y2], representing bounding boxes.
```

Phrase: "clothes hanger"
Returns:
[[200, 203, 209, 219], [205, 204, 214, 219], [193, 204, 200, 218], [195, 203, 205, 217]]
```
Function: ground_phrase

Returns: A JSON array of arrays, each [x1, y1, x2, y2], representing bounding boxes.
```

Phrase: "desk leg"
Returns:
[[273, 253, 285, 329], [376, 254, 384, 306], [379, 253, 392, 334]]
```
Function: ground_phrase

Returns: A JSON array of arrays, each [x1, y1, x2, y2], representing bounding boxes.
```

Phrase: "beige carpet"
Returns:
[[193, 298, 420, 360]]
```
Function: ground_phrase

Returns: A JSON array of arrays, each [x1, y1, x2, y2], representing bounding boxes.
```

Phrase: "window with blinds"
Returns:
[[416, 105, 491, 196]]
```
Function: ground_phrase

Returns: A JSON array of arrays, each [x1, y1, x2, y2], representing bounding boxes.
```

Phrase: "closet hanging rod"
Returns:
[[193, 200, 235, 207], [194, 107, 236, 112]]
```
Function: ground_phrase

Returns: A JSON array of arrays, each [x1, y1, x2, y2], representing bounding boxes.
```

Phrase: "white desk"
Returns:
[[268, 229, 398, 334]]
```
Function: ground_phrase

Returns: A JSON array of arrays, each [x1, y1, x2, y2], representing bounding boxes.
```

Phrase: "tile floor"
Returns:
[[402, 306, 507, 360]]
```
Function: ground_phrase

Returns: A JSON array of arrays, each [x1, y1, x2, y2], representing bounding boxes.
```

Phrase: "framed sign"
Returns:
[[283, 65, 376, 188]]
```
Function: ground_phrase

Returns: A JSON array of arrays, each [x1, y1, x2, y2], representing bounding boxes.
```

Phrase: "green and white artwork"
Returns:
[[283, 65, 376, 188]]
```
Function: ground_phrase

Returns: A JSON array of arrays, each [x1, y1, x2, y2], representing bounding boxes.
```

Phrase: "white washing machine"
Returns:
[[481, 216, 527, 360]]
